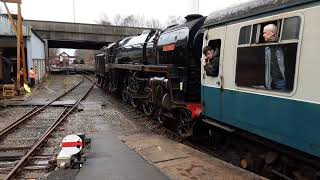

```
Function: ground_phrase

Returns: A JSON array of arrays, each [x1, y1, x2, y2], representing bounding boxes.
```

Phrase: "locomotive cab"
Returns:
[[156, 15, 205, 103]]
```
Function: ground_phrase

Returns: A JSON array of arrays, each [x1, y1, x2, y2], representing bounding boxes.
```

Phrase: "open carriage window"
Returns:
[[236, 16, 301, 93], [204, 39, 221, 77]]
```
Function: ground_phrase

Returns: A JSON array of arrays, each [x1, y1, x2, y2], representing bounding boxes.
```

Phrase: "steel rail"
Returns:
[[5, 81, 94, 180], [0, 79, 83, 138], [18, 106, 38, 119]]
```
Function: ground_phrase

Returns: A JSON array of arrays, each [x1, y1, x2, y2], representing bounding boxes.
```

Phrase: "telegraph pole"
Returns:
[[73, 0, 75, 23], [1, 0, 26, 93], [197, 0, 199, 14]]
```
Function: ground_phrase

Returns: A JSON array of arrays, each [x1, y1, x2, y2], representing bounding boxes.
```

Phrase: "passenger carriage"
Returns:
[[201, 0, 320, 177]]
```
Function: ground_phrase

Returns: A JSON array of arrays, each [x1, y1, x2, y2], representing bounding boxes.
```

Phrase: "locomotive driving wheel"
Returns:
[[130, 98, 138, 108], [142, 102, 153, 116], [96, 76, 101, 85], [101, 79, 106, 90], [122, 91, 129, 103], [156, 109, 165, 124], [176, 109, 193, 138], [107, 82, 113, 93]]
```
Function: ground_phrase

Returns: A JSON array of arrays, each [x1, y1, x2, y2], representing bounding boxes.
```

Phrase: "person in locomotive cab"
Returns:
[[202, 46, 220, 77], [263, 24, 286, 91]]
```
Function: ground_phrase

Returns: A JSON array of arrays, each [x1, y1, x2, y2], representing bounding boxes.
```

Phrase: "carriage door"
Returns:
[[201, 27, 226, 121]]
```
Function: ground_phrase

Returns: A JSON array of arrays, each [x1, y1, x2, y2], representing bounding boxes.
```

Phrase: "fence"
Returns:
[[32, 59, 46, 83]]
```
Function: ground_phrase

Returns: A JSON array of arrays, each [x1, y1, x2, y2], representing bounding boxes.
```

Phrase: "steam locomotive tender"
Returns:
[[95, 15, 205, 137]]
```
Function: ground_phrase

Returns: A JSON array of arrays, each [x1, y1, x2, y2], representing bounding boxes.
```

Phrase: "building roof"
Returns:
[[0, 15, 44, 43], [203, 0, 319, 27], [0, 15, 31, 36], [59, 52, 69, 57]]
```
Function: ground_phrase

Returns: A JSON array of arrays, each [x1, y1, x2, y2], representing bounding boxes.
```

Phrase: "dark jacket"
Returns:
[[204, 57, 220, 77]]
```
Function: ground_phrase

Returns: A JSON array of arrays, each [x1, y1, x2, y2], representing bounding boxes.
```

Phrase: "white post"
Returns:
[[73, 0, 76, 23]]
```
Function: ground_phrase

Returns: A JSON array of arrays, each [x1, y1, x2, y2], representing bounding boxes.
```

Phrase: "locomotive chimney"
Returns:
[[184, 14, 203, 22]]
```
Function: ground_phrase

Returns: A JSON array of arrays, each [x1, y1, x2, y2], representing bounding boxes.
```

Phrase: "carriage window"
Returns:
[[251, 24, 260, 44], [281, 17, 301, 40], [238, 25, 251, 45], [236, 17, 301, 93]]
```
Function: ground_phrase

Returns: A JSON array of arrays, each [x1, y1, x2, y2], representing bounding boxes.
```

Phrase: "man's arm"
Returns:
[[204, 57, 220, 77]]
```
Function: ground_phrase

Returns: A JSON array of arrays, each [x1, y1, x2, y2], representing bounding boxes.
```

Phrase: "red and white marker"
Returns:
[[60, 134, 83, 155], [57, 134, 85, 169]]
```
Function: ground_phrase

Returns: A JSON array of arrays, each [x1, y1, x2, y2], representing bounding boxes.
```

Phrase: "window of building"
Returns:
[[236, 16, 301, 93]]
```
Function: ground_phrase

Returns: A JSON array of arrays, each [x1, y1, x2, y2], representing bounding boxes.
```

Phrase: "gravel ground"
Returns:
[[31, 75, 83, 100], [69, 63, 94, 71], [38, 85, 141, 156], [0, 107, 65, 147], [0, 106, 34, 130]]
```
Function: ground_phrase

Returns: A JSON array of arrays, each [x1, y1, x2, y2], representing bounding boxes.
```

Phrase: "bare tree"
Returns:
[[97, 13, 111, 25], [121, 15, 145, 27], [111, 14, 164, 28], [146, 18, 163, 29], [112, 14, 147, 27], [121, 15, 137, 27], [112, 14, 123, 26], [166, 15, 184, 27], [74, 49, 99, 64], [48, 48, 60, 59]]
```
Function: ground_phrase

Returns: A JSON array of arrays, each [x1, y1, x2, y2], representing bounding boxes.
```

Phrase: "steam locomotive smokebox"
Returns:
[[57, 133, 89, 169]]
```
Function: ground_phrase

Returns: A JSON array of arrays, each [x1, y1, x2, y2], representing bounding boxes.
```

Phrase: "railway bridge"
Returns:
[[23, 20, 150, 49]]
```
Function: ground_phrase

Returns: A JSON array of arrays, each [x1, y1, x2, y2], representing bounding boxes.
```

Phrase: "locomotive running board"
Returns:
[[202, 119, 235, 132]]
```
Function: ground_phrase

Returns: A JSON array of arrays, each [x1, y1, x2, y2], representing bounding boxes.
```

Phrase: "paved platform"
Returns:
[[121, 134, 266, 180], [75, 121, 168, 180]]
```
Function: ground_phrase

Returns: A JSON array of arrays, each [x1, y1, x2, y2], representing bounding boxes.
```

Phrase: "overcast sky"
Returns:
[[1, 0, 249, 55], [1, 0, 249, 24]]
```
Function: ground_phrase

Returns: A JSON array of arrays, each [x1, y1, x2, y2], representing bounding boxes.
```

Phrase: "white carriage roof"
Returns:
[[203, 0, 318, 27]]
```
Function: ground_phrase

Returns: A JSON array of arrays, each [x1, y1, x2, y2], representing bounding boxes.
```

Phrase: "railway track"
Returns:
[[0, 76, 94, 180]]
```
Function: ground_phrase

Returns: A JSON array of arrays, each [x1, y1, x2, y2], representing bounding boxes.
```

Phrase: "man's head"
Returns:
[[203, 46, 214, 60], [31, 67, 34, 70], [263, 24, 277, 42]]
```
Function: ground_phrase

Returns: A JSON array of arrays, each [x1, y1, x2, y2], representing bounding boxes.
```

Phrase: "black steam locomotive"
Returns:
[[95, 14, 205, 137]]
